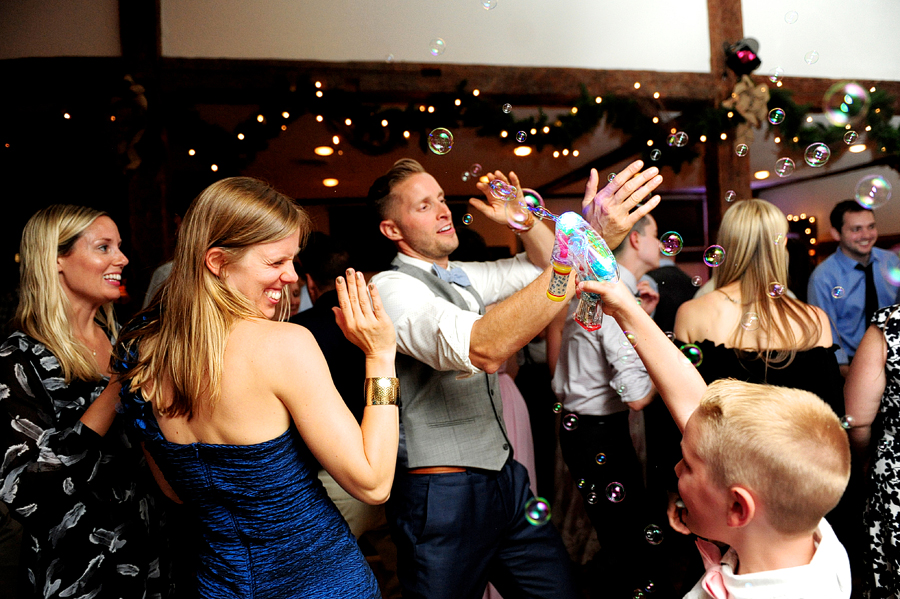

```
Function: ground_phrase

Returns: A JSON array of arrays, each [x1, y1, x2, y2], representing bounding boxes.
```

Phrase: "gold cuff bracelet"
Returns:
[[365, 377, 399, 406]]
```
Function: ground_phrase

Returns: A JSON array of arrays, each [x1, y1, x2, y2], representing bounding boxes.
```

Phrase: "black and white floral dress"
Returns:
[[864, 305, 900, 598], [0, 330, 170, 598]]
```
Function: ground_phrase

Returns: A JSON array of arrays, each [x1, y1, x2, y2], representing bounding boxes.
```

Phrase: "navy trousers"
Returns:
[[386, 459, 578, 599]]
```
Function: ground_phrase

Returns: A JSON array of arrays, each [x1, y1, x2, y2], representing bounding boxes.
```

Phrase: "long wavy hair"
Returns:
[[118, 177, 309, 418], [15, 205, 117, 383], [713, 199, 822, 366]]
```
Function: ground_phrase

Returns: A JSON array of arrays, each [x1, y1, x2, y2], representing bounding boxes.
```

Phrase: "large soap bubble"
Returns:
[[428, 128, 453, 154], [855, 175, 892, 209], [823, 82, 871, 127]]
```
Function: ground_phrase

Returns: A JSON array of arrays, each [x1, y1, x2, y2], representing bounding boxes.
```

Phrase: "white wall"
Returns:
[[0, 0, 121, 60], [160, 0, 712, 72]]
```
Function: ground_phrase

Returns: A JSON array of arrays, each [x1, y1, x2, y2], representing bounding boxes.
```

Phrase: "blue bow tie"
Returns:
[[433, 264, 472, 287]]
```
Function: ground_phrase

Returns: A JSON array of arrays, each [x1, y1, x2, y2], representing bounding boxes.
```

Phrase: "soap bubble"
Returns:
[[804, 143, 831, 167], [768, 67, 784, 83], [385, 54, 395, 63], [843, 131, 859, 145], [608, 173, 616, 182], [490, 179, 516, 200], [586, 492, 599, 505], [650, 149, 662, 161], [462, 214, 473, 225], [595, 453, 607, 465], [832, 286, 845, 299], [667, 131, 688, 147], [606, 482, 626, 503], [680, 343, 703, 367], [659, 231, 684, 256], [735, 144, 749, 157], [470, 163, 483, 175], [428, 128, 453, 154], [767, 282, 785, 298], [840, 415, 854, 429], [883, 262, 900, 287], [804, 50, 820, 65], [623, 331, 637, 347], [516, 131, 527, 143], [524, 497, 551, 525], [768, 108, 786, 125], [665, 331, 676, 341], [616, 383, 626, 396], [785, 11, 798, 23], [774, 157, 795, 177], [505, 198, 533, 231], [645, 582, 656, 594], [823, 82, 870, 127], [617, 347, 638, 364], [576, 478, 586, 489], [740, 312, 760, 331], [773, 233, 784, 245], [855, 175, 892, 209], [633, 591, 645, 599], [502, 103, 512, 113], [703, 245, 726, 267], [461, 171, 471, 182], [691, 276, 702, 287], [552, 402, 563, 414], [429, 38, 446, 56], [483, 0, 497, 9], [644, 524, 664, 545], [562, 413, 579, 431]]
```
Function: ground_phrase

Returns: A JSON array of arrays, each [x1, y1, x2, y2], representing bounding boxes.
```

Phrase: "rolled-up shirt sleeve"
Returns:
[[373, 270, 484, 374]]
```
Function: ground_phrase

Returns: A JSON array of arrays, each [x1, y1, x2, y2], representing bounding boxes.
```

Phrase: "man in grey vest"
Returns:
[[369, 158, 662, 599]]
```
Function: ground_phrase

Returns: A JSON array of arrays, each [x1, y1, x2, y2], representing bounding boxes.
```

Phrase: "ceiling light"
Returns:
[[849, 144, 866, 153], [754, 170, 770, 180], [514, 146, 532, 157], [322, 178, 338, 187], [314, 146, 334, 156]]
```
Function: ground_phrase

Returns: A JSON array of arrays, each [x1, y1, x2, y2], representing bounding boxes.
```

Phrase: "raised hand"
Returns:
[[333, 269, 396, 360], [469, 170, 527, 226], [636, 280, 660, 316], [582, 161, 662, 250]]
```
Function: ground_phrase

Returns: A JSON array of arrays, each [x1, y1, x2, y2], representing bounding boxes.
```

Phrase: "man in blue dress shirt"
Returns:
[[807, 200, 900, 372]]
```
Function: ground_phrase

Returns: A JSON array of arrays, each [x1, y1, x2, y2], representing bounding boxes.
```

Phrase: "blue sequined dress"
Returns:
[[117, 371, 380, 598]]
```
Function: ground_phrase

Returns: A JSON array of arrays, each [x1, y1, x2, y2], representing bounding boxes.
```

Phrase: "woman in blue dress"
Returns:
[[114, 177, 399, 598]]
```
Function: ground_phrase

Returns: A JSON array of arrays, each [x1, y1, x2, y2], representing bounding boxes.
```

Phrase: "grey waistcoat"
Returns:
[[391, 259, 511, 471]]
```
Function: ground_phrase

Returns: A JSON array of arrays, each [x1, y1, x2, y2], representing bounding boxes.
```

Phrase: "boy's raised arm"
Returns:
[[578, 278, 707, 432]]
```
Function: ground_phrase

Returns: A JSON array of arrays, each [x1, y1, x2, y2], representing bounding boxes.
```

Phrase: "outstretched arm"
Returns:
[[578, 278, 706, 431]]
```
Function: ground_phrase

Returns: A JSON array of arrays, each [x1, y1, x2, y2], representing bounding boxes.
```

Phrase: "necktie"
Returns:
[[433, 264, 472, 288], [695, 538, 731, 599], [855, 262, 878, 324]]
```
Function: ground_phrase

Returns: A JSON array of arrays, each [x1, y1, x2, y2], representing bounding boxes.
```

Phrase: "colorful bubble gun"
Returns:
[[547, 211, 619, 331]]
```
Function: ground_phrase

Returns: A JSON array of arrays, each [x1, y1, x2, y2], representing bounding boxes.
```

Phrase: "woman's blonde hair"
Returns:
[[15, 205, 117, 383], [119, 177, 309, 418], [713, 199, 822, 365], [694, 379, 850, 535]]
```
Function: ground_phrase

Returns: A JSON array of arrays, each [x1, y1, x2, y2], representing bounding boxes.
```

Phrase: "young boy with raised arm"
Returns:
[[577, 278, 852, 598]]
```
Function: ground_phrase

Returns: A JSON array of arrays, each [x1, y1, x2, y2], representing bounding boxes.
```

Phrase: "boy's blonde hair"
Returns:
[[693, 379, 850, 535]]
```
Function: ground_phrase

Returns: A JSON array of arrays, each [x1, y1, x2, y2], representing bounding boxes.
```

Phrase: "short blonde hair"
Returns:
[[15, 205, 117, 383], [118, 177, 309, 418], [367, 158, 426, 221], [693, 379, 850, 535]]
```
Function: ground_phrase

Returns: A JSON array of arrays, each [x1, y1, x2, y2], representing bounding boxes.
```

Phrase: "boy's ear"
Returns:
[[726, 486, 755, 528]]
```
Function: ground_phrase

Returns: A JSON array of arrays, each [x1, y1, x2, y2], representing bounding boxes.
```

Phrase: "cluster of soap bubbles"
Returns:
[[703, 245, 725, 267], [667, 132, 688, 147], [855, 175, 892, 209], [659, 231, 683, 256], [461, 163, 483, 182], [524, 497, 551, 526], [490, 179, 517, 201], [823, 82, 871, 127], [680, 343, 703, 367], [429, 38, 446, 57], [428, 128, 453, 154], [804, 143, 831, 168], [774, 157, 795, 177]]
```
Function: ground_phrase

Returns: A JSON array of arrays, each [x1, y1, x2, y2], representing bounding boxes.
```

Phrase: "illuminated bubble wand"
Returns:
[[495, 181, 619, 331]]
